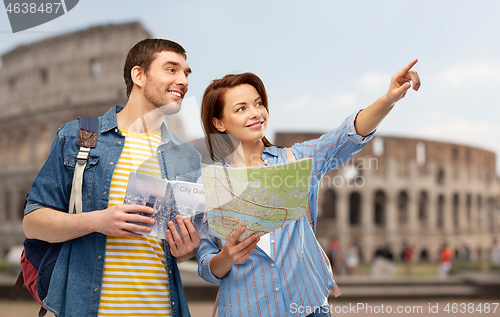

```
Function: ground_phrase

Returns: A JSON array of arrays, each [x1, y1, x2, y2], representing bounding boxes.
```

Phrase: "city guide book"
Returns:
[[201, 159, 312, 242], [124, 172, 208, 239]]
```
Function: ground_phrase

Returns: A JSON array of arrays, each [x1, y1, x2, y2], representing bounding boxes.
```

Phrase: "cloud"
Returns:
[[357, 72, 390, 92], [436, 62, 500, 90]]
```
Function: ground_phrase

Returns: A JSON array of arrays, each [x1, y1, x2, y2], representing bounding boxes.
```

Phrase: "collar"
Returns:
[[160, 116, 181, 145], [101, 105, 122, 133], [262, 146, 279, 157], [101, 105, 180, 145]]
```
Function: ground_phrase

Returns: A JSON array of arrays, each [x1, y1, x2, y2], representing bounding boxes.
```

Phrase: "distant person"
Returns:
[[402, 243, 414, 275], [439, 243, 454, 279], [345, 243, 360, 276], [461, 242, 471, 262], [196, 60, 420, 316], [371, 245, 396, 277], [330, 238, 342, 275], [23, 39, 201, 317], [491, 239, 500, 267]]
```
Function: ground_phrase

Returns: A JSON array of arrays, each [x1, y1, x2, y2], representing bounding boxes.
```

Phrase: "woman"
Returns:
[[196, 60, 420, 316]]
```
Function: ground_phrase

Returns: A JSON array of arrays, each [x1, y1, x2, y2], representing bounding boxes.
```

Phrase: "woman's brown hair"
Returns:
[[201, 73, 274, 161]]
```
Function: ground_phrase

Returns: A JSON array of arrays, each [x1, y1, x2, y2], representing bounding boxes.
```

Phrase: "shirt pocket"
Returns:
[[63, 155, 100, 201]]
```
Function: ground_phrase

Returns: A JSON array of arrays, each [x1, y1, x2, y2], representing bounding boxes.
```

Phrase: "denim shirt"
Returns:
[[25, 105, 201, 317]]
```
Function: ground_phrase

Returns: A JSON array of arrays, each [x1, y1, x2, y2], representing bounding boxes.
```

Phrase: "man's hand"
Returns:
[[166, 215, 200, 262], [92, 204, 155, 237], [385, 59, 421, 104]]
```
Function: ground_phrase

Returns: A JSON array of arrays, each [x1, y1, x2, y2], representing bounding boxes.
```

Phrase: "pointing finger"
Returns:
[[396, 59, 418, 77]]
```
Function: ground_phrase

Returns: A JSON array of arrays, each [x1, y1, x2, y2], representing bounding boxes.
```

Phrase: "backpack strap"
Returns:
[[11, 271, 24, 300], [68, 117, 98, 214]]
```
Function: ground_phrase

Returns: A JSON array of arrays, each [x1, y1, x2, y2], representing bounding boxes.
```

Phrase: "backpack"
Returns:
[[11, 116, 99, 317]]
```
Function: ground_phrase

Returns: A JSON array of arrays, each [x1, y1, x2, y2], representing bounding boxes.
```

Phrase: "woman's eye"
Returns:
[[236, 107, 244, 112]]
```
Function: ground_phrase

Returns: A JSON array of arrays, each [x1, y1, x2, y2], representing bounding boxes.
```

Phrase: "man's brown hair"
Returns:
[[124, 39, 187, 97]]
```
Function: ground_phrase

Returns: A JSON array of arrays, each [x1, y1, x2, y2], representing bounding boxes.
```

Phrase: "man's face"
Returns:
[[143, 51, 191, 114]]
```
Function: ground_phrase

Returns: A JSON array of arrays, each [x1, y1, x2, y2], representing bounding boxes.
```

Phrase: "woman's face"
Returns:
[[213, 84, 269, 144]]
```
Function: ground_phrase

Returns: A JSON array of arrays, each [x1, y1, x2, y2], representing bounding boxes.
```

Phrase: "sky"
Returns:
[[1, 0, 500, 173]]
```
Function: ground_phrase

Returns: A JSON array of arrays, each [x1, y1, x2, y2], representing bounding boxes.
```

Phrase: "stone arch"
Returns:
[[374, 190, 386, 226], [398, 190, 409, 224], [419, 248, 429, 262], [477, 195, 483, 227], [437, 195, 445, 229], [488, 197, 495, 233], [437, 168, 445, 185], [19, 131, 30, 163], [418, 191, 428, 224], [453, 193, 460, 228], [321, 189, 336, 219], [349, 192, 362, 225], [466, 194, 472, 230], [19, 185, 31, 220]]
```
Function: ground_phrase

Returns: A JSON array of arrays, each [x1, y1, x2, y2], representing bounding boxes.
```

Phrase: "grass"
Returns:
[[0, 258, 6, 272], [353, 261, 498, 277]]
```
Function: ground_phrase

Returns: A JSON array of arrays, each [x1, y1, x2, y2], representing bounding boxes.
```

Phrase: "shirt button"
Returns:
[[110, 162, 114, 165], [94, 288, 98, 292], [103, 191, 107, 195], [275, 287, 279, 292], [114, 129, 118, 132], [271, 263, 275, 267], [118, 141, 122, 144], [271, 240, 275, 244], [172, 301, 175, 306], [98, 255, 102, 259]]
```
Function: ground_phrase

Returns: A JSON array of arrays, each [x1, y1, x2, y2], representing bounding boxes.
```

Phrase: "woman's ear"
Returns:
[[213, 117, 225, 132]]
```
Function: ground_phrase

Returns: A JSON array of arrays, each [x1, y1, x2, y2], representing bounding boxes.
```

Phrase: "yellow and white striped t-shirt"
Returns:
[[98, 128, 172, 317]]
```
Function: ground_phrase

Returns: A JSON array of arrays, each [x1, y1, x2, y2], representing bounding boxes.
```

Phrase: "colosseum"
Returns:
[[275, 133, 500, 264], [0, 22, 499, 268]]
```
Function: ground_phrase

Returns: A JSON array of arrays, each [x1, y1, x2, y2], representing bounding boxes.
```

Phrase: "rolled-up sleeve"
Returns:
[[291, 109, 374, 182], [196, 232, 223, 284], [25, 127, 72, 216], [290, 109, 374, 223]]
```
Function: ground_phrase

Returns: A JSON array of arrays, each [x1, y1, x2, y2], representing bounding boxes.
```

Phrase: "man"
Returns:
[[23, 39, 201, 317]]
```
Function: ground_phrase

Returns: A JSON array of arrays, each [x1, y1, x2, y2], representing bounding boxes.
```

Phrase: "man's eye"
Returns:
[[167, 68, 175, 73]]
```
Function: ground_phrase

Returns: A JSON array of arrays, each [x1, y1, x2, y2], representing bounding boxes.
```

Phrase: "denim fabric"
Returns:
[[25, 105, 201, 317]]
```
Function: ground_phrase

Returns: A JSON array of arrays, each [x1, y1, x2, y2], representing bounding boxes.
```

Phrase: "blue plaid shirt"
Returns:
[[196, 110, 374, 317]]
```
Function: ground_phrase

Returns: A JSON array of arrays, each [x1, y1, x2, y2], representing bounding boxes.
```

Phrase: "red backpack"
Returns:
[[11, 116, 99, 317]]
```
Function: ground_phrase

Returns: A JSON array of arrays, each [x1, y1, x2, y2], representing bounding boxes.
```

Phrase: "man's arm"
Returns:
[[23, 205, 156, 243], [355, 59, 421, 137]]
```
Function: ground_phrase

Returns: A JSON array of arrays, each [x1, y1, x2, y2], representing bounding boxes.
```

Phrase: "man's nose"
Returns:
[[176, 72, 189, 87]]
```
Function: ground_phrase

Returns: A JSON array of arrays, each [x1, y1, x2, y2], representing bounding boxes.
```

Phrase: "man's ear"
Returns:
[[212, 117, 225, 132], [131, 66, 145, 90]]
